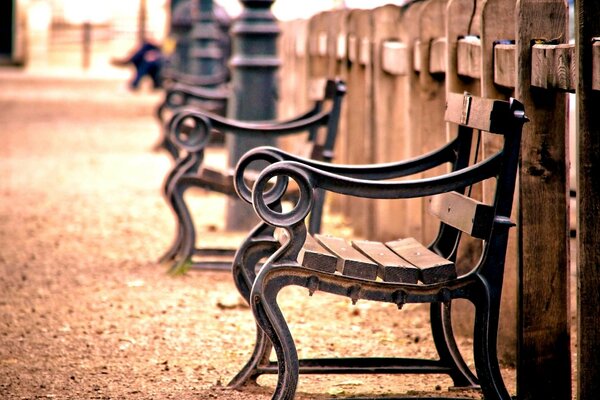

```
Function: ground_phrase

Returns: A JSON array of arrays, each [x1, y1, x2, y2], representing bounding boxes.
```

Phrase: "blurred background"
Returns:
[[0, 0, 411, 76]]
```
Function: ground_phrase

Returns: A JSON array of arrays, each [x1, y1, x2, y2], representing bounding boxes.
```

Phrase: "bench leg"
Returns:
[[159, 156, 199, 263], [430, 302, 479, 388], [231, 222, 279, 303], [251, 272, 299, 400], [167, 177, 198, 274], [229, 223, 280, 388], [473, 288, 510, 400], [228, 326, 273, 388]]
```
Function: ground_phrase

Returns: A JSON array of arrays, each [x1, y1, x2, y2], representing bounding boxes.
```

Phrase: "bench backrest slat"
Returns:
[[429, 191, 495, 240]]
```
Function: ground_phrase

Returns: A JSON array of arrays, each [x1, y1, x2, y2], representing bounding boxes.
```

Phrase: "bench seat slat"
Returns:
[[352, 240, 420, 283], [298, 235, 338, 273], [314, 235, 378, 280], [385, 238, 456, 284]]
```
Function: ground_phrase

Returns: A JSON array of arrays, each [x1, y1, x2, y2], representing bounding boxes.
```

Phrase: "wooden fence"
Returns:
[[274, 0, 600, 399]]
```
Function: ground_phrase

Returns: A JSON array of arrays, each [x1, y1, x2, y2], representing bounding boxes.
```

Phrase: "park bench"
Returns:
[[154, 0, 232, 159], [155, 78, 229, 159], [229, 92, 528, 400], [159, 78, 347, 274]]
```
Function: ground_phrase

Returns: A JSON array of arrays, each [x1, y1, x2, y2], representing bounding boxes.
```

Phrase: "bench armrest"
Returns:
[[167, 105, 333, 156], [249, 156, 502, 228]]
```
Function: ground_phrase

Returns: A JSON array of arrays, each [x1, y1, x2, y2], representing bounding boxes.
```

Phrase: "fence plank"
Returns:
[[344, 9, 375, 237], [516, 1, 571, 399], [418, 0, 449, 243], [325, 9, 350, 216], [576, 2, 600, 399], [371, 4, 408, 241], [480, 0, 518, 365], [398, 1, 428, 242]]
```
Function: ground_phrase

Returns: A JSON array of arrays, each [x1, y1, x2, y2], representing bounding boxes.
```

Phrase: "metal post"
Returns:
[[225, 0, 280, 230], [169, 0, 192, 73], [189, 0, 225, 82]]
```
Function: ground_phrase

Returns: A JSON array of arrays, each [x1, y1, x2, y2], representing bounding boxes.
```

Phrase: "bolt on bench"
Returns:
[[229, 92, 528, 400], [159, 79, 346, 274]]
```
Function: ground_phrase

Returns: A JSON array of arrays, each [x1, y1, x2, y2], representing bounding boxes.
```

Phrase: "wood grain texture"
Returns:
[[344, 9, 375, 237], [456, 37, 482, 79], [352, 239, 420, 283], [576, 2, 600, 399], [531, 43, 576, 92], [418, 0, 449, 244], [516, 1, 571, 399], [493, 44, 516, 88], [371, 4, 410, 241], [298, 234, 338, 273], [386, 237, 456, 284], [315, 234, 379, 279]]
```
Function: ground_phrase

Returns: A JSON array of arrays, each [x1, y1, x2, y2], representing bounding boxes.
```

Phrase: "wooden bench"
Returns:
[[159, 79, 347, 274], [229, 92, 528, 399]]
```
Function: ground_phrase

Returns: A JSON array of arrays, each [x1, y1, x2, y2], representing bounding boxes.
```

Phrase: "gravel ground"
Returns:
[[0, 69, 514, 399]]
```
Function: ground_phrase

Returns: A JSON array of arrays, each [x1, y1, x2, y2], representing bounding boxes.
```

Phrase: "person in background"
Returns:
[[111, 39, 164, 91]]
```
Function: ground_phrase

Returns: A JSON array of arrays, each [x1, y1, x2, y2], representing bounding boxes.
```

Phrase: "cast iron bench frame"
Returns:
[[229, 92, 528, 400], [159, 79, 347, 274]]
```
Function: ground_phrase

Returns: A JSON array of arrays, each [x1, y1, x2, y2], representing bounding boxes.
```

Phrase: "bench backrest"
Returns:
[[428, 92, 526, 267]]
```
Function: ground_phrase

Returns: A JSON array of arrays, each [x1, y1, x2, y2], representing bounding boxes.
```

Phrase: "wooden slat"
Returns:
[[429, 37, 447, 74], [197, 167, 236, 195], [315, 235, 378, 280], [531, 43, 576, 92], [417, 0, 448, 244], [352, 240, 419, 283], [381, 40, 409, 76], [429, 191, 495, 240], [385, 238, 456, 284], [298, 234, 338, 273], [516, 1, 571, 399], [445, 92, 511, 134], [457, 36, 482, 79], [494, 44, 516, 88], [577, 3, 600, 399]]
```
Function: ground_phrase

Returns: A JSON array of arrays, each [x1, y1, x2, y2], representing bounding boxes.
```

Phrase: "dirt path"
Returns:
[[0, 69, 511, 399]]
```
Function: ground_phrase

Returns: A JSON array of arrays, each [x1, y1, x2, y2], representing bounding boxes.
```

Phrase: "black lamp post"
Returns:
[[189, 0, 227, 83], [225, 0, 280, 230]]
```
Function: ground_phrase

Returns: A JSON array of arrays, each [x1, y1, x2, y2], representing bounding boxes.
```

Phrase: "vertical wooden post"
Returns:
[[480, 0, 518, 364], [418, 0, 448, 243], [325, 9, 349, 216], [371, 4, 407, 241], [516, 1, 571, 399], [401, 1, 427, 240], [576, 1, 600, 398], [343, 9, 375, 237]]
